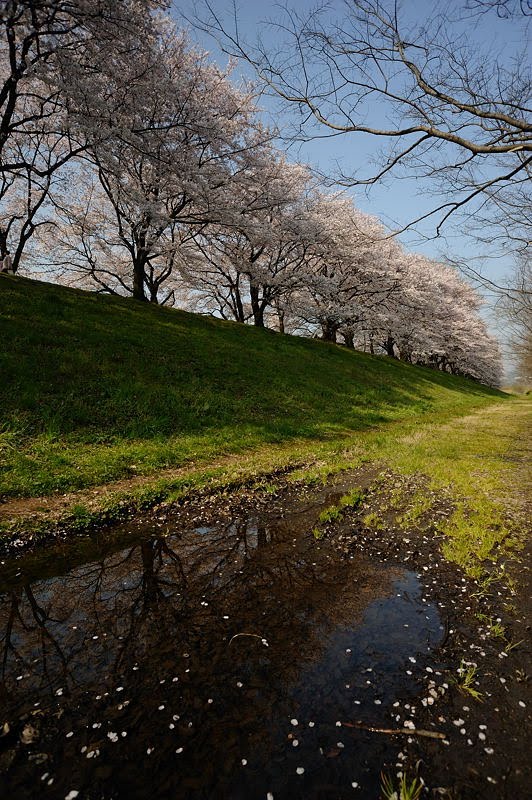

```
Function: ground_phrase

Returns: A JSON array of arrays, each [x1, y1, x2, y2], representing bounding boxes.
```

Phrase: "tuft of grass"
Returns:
[[380, 771, 423, 800], [69, 504, 93, 524], [319, 505, 344, 524], [362, 511, 386, 530], [387, 486, 408, 510], [472, 572, 501, 599], [339, 486, 365, 509], [453, 660, 484, 702], [482, 616, 506, 639], [318, 486, 365, 525], [438, 503, 512, 578], [504, 639, 524, 654], [397, 491, 434, 528]]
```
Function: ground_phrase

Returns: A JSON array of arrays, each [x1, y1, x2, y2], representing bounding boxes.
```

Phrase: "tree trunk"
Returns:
[[250, 284, 265, 327], [141, 541, 159, 606], [276, 305, 285, 334], [0, 227, 7, 260], [385, 335, 395, 357], [133, 257, 147, 301], [321, 320, 339, 342], [234, 285, 246, 323], [342, 331, 354, 348]]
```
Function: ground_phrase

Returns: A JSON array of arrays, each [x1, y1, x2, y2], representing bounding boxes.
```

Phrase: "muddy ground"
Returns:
[[0, 466, 530, 799]]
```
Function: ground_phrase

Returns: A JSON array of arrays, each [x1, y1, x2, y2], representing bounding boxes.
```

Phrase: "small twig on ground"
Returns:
[[342, 722, 446, 740]]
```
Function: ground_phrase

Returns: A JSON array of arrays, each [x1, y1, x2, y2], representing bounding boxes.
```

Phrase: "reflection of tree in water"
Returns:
[[0, 511, 398, 798], [1, 584, 76, 708]]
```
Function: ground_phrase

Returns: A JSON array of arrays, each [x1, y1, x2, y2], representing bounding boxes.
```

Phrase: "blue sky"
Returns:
[[175, 1, 530, 369]]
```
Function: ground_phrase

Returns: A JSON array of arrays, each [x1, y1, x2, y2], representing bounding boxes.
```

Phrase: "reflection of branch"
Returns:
[[16, 585, 74, 689], [1, 585, 74, 686], [112, 538, 189, 675], [1, 591, 20, 678]]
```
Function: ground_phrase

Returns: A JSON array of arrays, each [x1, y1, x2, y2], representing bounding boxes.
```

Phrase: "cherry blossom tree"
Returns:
[[0, 0, 166, 168], [182, 157, 317, 326], [0, 127, 67, 270], [42, 23, 268, 303], [288, 193, 404, 344], [0, 0, 167, 268], [357, 253, 503, 385]]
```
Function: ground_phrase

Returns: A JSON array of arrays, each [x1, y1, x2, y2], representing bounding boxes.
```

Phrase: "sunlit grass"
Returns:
[[366, 401, 530, 576], [362, 511, 386, 530], [319, 487, 366, 524], [397, 491, 435, 528]]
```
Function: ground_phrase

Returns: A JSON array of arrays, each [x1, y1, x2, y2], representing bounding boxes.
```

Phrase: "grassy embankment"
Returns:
[[0, 274, 528, 573]]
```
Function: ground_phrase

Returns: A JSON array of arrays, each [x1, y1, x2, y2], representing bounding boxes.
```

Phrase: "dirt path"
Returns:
[[0, 454, 235, 523], [0, 443, 314, 529]]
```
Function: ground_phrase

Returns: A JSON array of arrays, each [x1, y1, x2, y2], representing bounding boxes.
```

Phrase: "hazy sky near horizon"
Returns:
[[175, 0, 530, 368]]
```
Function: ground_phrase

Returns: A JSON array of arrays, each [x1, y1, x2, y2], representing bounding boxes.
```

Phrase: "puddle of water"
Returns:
[[0, 489, 443, 799]]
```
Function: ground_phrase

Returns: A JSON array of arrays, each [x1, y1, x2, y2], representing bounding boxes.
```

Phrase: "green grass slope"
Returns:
[[0, 275, 505, 499]]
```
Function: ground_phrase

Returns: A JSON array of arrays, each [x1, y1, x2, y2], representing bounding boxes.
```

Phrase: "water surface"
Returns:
[[0, 487, 443, 799]]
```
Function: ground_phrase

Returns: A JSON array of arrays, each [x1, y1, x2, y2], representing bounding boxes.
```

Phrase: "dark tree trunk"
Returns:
[[0, 227, 7, 260], [234, 286, 246, 323], [342, 331, 354, 348], [12, 245, 22, 274], [385, 335, 396, 357], [133, 257, 147, 301], [250, 284, 265, 327], [277, 306, 285, 334], [141, 540, 158, 606], [321, 320, 339, 342], [257, 525, 268, 548]]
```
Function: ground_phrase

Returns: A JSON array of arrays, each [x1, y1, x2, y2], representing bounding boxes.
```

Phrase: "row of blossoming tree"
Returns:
[[1, 1, 502, 386]]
